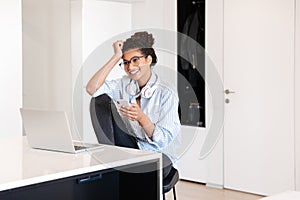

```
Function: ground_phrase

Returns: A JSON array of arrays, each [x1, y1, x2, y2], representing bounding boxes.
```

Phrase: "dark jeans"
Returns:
[[90, 94, 172, 179]]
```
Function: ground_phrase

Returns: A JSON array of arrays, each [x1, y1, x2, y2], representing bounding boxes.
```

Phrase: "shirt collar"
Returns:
[[144, 71, 159, 88]]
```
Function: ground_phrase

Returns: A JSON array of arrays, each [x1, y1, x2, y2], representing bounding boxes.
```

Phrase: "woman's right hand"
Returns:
[[86, 40, 124, 96], [113, 40, 123, 59]]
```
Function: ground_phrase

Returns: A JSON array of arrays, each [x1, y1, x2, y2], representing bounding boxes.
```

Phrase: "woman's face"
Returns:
[[122, 48, 152, 85]]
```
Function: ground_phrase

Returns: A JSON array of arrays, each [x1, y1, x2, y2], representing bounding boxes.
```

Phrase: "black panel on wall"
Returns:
[[177, 0, 205, 127]]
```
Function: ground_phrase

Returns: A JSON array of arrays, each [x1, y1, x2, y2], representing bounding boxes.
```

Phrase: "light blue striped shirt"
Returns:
[[93, 72, 181, 163]]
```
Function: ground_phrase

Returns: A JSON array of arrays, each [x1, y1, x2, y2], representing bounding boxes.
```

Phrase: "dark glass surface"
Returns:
[[178, 0, 206, 127]]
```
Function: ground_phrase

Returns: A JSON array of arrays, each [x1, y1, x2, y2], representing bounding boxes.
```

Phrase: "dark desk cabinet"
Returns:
[[0, 161, 159, 200]]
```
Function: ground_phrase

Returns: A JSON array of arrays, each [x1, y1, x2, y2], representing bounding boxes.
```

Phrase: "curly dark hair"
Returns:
[[122, 31, 158, 67]]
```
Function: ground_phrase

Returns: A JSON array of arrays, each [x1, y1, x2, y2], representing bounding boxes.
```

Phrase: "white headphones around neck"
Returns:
[[126, 74, 159, 99]]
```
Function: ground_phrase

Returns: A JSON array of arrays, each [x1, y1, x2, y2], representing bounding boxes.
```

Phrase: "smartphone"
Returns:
[[115, 99, 131, 108]]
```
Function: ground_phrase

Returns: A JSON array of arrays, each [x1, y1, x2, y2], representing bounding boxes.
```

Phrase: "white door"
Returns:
[[224, 0, 295, 195]]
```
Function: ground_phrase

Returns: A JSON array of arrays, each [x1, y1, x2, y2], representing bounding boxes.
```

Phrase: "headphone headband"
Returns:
[[126, 74, 159, 98]]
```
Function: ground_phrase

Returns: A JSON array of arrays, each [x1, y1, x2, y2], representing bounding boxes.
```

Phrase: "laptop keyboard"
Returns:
[[74, 145, 87, 151]]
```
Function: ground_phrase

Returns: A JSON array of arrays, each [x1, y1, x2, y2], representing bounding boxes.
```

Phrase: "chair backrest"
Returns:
[[163, 167, 179, 193], [90, 95, 115, 145]]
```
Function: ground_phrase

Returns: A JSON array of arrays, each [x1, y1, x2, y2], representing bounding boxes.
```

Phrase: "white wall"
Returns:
[[205, 0, 224, 187], [0, 0, 22, 138], [22, 0, 72, 122], [71, 0, 83, 140], [132, 0, 177, 85], [82, 0, 131, 142], [296, 0, 300, 191]]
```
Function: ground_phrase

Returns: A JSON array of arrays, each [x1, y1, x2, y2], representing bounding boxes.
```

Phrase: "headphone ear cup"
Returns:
[[141, 86, 150, 98]]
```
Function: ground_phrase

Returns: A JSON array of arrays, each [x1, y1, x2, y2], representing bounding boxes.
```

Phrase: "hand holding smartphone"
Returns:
[[115, 99, 131, 109], [115, 99, 131, 117]]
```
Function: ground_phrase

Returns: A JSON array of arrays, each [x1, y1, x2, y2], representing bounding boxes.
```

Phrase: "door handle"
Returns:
[[77, 174, 102, 184], [224, 89, 235, 94]]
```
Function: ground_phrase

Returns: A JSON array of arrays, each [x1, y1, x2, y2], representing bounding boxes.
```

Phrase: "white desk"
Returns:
[[0, 136, 162, 200]]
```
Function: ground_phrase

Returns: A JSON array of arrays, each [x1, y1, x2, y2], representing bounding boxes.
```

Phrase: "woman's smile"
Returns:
[[128, 67, 140, 75]]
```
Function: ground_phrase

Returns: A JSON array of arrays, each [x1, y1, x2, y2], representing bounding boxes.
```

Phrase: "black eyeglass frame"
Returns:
[[119, 56, 145, 68]]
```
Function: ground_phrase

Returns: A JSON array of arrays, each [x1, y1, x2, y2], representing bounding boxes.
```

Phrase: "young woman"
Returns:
[[86, 31, 180, 178]]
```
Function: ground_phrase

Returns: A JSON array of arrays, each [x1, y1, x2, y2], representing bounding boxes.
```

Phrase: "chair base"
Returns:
[[163, 186, 177, 200]]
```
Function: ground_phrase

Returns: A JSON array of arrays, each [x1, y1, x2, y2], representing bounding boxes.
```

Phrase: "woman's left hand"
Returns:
[[119, 103, 144, 122], [119, 103, 155, 138]]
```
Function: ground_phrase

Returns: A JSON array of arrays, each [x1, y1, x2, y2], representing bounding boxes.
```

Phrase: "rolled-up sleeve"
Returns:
[[92, 79, 121, 100]]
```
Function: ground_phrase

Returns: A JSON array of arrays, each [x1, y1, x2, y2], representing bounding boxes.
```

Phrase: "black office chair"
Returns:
[[163, 166, 179, 200], [90, 94, 180, 199], [90, 95, 115, 145]]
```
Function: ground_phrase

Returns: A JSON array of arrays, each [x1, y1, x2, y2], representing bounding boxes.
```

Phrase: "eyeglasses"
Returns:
[[119, 56, 145, 69]]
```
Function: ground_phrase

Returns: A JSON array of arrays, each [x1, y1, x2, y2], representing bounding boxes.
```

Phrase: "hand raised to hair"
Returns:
[[113, 40, 123, 59]]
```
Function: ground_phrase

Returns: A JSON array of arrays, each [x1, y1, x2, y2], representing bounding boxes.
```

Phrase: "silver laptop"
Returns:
[[20, 108, 103, 153]]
